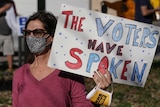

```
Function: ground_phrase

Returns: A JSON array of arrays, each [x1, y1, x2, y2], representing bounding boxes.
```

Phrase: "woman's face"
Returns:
[[26, 19, 53, 42], [25, 19, 53, 55]]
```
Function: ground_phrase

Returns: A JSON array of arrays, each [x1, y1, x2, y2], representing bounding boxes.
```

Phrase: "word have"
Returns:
[[88, 39, 123, 56], [65, 48, 147, 83]]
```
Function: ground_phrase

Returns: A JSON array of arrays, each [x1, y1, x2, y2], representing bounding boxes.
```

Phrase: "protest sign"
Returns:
[[48, 4, 160, 87], [17, 16, 28, 36]]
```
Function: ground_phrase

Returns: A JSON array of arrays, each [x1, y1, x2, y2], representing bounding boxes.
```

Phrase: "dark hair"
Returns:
[[24, 11, 57, 64], [25, 11, 57, 36]]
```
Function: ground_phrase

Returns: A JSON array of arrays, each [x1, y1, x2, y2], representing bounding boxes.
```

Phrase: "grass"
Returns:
[[85, 60, 160, 107], [0, 60, 160, 107], [115, 60, 160, 107]]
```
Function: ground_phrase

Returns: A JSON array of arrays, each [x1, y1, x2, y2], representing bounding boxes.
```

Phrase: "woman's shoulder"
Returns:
[[13, 63, 30, 77]]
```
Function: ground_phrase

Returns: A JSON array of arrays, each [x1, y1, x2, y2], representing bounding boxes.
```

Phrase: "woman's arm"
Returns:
[[0, 3, 12, 14], [70, 75, 94, 107], [141, 5, 160, 16]]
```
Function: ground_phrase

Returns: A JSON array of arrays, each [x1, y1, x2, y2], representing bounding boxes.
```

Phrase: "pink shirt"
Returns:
[[12, 64, 94, 107]]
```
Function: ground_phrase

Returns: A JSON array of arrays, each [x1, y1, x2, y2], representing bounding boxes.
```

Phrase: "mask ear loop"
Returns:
[[44, 34, 52, 46]]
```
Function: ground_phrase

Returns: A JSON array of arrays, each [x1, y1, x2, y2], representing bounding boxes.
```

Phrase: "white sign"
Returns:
[[48, 4, 160, 87]]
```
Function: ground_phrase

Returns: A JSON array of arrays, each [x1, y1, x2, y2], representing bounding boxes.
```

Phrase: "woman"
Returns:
[[12, 11, 111, 107]]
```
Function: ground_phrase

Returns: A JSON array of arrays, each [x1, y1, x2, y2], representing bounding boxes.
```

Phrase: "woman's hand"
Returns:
[[93, 69, 111, 89]]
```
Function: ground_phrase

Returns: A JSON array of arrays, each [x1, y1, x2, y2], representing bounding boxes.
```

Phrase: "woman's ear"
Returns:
[[47, 35, 54, 43], [50, 36, 54, 42]]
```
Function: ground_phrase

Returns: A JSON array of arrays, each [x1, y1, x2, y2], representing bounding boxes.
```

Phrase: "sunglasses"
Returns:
[[22, 29, 48, 38]]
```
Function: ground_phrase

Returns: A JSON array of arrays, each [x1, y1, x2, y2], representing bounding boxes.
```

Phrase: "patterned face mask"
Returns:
[[26, 35, 50, 54]]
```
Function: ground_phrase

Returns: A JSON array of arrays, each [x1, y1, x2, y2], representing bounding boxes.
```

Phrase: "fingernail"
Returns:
[[104, 74, 108, 77]]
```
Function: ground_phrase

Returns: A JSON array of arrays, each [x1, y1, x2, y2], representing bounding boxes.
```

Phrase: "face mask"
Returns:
[[86, 83, 113, 106], [26, 35, 50, 54]]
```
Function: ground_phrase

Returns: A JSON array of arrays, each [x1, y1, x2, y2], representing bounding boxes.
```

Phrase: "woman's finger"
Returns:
[[97, 70, 110, 88], [93, 71, 100, 85]]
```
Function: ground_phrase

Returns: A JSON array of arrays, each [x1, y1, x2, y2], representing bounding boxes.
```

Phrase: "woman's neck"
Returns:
[[32, 50, 51, 66]]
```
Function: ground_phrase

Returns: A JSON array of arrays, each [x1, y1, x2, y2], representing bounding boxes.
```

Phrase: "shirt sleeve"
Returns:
[[12, 67, 25, 107], [12, 71, 19, 107], [69, 75, 94, 107]]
